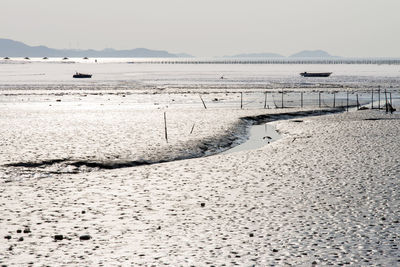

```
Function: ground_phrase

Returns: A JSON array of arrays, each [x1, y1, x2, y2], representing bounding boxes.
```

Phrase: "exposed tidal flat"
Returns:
[[0, 62, 399, 266]]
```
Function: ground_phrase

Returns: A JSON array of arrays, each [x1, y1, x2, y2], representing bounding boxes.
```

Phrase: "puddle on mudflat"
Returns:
[[223, 123, 281, 154]]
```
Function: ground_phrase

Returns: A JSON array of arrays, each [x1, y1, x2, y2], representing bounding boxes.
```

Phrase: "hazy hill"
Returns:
[[0, 38, 191, 58], [225, 52, 284, 58], [225, 50, 338, 58], [289, 50, 337, 58], [0, 39, 338, 59]]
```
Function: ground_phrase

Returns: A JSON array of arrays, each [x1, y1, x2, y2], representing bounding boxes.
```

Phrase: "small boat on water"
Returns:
[[300, 72, 332, 77], [3, 57, 10, 60], [73, 72, 92, 78]]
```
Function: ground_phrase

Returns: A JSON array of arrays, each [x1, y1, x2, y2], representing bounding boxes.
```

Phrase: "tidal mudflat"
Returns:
[[0, 62, 399, 266]]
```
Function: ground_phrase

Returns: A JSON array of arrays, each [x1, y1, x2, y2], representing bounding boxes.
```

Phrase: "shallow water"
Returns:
[[1, 60, 400, 91], [223, 123, 281, 154]]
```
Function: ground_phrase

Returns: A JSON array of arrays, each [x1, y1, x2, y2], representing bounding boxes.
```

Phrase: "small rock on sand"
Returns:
[[54, 235, 64, 241], [79, 235, 91, 241]]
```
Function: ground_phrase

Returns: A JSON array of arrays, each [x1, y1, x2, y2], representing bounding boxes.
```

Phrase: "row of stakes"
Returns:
[[163, 88, 396, 143], [199, 90, 395, 111]]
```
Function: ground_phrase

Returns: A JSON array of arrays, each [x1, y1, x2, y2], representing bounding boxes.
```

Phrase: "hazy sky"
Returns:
[[1, 0, 400, 57]]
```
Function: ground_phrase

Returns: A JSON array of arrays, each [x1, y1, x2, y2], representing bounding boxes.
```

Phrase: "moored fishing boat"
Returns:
[[300, 72, 332, 77], [73, 72, 92, 78]]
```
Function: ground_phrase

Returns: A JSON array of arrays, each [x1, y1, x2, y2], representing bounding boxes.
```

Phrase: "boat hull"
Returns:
[[73, 74, 92, 78], [300, 72, 332, 77]]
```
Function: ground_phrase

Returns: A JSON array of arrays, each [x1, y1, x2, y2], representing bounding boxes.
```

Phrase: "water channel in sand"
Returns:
[[223, 123, 281, 154]]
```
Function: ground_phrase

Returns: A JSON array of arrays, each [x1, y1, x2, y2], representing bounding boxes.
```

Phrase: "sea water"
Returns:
[[0, 58, 399, 111], [223, 123, 281, 154]]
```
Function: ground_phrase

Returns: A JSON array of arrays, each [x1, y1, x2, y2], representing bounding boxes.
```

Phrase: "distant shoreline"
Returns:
[[2, 57, 400, 65]]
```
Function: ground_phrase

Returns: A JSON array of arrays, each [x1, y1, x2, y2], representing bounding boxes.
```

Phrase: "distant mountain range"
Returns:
[[0, 38, 340, 58], [289, 50, 338, 58], [0, 38, 192, 58], [226, 50, 338, 58]]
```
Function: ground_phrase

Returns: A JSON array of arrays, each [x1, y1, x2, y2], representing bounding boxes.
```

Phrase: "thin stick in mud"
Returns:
[[333, 92, 336, 108], [190, 123, 195, 134], [164, 112, 168, 143], [378, 87, 381, 109], [371, 89, 374, 109], [384, 88, 388, 113], [301, 92, 303, 108], [264, 92, 267, 109], [199, 95, 207, 109], [319, 92, 321, 108]]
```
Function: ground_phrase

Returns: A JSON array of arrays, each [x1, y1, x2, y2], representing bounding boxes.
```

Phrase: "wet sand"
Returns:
[[0, 101, 398, 266]]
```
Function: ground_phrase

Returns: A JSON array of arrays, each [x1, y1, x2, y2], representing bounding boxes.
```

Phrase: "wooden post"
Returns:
[[264, 92, 267, 109], [356, 94, 359, 110], [190, 123, 195, 134], [281, 90, 284, 108], [240, 92, 243, 109], [378, 87, 381, 109], [390, 92, 393, 114], [164, 112, 168, 143], [199, 95, 207, 109], [384, 88, 388, 113], [346, 92, 349, 112], [333, 92, 336, 108], [318, 92, 321, 108], [301, 92, 303, 108], [371, 89, 374, 109]]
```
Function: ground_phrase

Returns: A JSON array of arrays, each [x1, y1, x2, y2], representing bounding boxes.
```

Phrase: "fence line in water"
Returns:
[[196, 90, 398, 112], [128, 58, 400, 65]]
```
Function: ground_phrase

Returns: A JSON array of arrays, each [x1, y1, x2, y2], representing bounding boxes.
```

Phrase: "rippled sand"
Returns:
[[0, 96, 398, 266]]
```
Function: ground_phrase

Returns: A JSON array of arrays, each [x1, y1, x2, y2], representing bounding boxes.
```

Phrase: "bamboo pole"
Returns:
[[333, 92, 336, 108], [356, 94, 360, 110], [390, 92, 394, 114], [378, 87, 381, 109], [264, 92, 267, 109], [199, 95, 207, 109], [240, 92, 243, 109], [319, 92, 321, 108], [281, 90, 284, 108], [346, 92, 349, 112], [384, 88, 388, 113], [301, 92, 303, 108], [371, 89, 374, 109], [164, 112, 168, 143]]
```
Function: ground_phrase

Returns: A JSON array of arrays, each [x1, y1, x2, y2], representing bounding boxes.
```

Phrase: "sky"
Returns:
[[1, 0, 400, 57]]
